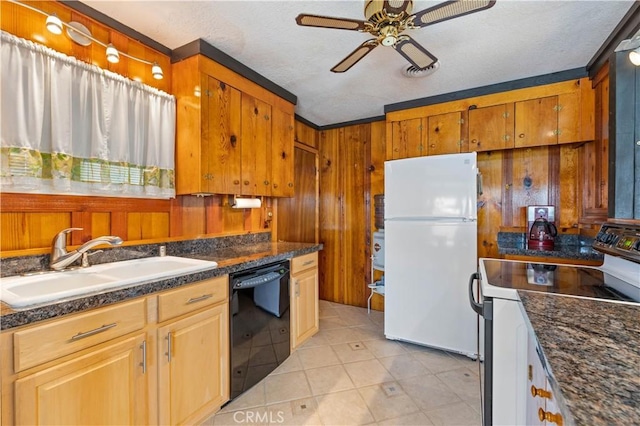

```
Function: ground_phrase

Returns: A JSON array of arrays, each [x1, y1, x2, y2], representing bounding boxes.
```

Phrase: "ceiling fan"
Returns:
[[296, 0, 496, 73]]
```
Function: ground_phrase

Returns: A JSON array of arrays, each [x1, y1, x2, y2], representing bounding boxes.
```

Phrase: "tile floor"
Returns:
[[207, 300, 482, 426]]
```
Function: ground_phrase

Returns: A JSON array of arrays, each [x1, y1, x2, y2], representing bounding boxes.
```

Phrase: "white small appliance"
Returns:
[[384, 152, 480, 358]]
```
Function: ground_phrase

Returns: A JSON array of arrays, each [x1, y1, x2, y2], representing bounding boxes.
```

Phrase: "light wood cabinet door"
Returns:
[[291, 266, 319, 350], [515, 96, 559, 148], [158, 304, 229, 425], [390, 118, 425, 159], [427, 111, 464, 155], [15, 333, 149, 425], [203, 76, 243, 195], [468, 103, 514, 152], [241, 94, 272, 196], [271, 108, 295, 197]]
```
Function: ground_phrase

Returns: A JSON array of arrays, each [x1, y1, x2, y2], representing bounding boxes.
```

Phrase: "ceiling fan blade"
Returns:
[[331, 40, 379, 73], [296, 14, 368, 31], [409, 0, 496, 28], [394, 36, 438, 69]]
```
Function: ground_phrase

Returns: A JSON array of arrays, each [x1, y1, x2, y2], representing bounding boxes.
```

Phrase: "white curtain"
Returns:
[[0, 31, 176, 199]]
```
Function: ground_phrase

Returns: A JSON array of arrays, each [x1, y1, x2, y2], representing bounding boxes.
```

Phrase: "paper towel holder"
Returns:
[[231, 196, 262, 209]]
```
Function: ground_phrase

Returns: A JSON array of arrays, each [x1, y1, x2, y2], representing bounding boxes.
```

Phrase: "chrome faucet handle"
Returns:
[[52, 228, 83, 256], [81, 250, 103, 268]]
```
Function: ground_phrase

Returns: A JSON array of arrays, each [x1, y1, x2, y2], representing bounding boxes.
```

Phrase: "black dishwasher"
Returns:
[[228, 261, 290, 400]]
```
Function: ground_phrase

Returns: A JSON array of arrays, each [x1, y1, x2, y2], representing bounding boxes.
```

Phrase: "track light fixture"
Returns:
[[8, 0, 164, 79], [45, 13, 63, 35], [105, 43, 120, 63]]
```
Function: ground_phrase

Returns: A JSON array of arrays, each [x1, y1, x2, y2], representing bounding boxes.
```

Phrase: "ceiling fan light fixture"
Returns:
[[380, 25, 398, 46]]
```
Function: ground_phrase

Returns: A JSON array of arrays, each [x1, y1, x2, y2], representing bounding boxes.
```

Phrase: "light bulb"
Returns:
[[152, 62, 163, 80], [106, 44, 119, 64], [629, 47, 640, 66], [46, 14, 63, 35]]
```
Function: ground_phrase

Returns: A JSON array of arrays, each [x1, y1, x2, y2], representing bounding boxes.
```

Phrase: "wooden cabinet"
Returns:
[[390, 118, 425, 159], [157, 275, 229, 425], [202, 76, 242, 195], [290, 252, 319, 350], [469, 104, 514, 151], [15, 333, 149, 425], [2, 275, 231, 426], [5, 299, 149, 426], [514, 96, 559, 148], [427, 111, 465, 155], [387, 78, 595, 158], [271, 108, 295, 196], [173, 54, 294, 197]]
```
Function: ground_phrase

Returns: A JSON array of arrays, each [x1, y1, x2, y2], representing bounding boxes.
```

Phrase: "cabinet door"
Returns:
[[241, 94, 272, 196], [291, 267, 319, 350], [515, 96, 558, 147], [15, 333, 148, 425], [158, 304, 229, 425], [468, 104, 514, 151], [204, 76, 242, 195], [427, 111, 464, 155], [557, 91, 581, 144], [271, 108, 295, 197], [390, 118, 425, 159]]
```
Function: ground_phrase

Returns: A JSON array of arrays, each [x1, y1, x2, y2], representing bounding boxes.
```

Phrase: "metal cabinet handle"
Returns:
[[186, 294, 213, 304], [70, 323, 117, 341], [302, 260, 314, 266], [165, 332, 172, 363], [140, 340, 147, 374]]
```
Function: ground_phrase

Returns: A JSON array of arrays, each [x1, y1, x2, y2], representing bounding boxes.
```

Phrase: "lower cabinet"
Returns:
[[157, 304, 229, 425], [290, 252, 319, 350], [14, 333, 149, 425], [2, 275, 230, 426]]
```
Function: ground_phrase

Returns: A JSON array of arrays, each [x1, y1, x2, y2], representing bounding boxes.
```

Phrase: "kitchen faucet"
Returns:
[[50, 228, 123, 271]]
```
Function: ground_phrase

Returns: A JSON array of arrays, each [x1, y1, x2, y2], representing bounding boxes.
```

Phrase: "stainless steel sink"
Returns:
[[1, 256, 218, 309]]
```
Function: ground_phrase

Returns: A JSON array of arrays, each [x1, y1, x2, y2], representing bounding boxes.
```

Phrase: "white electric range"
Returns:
[[469, 223, 640, 425]]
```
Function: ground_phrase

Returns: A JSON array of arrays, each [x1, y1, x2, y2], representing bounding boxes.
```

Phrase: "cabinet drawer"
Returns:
[[291, 252, 318, 275], [14, 298, 146, 372], [157, 276, 228, 322]]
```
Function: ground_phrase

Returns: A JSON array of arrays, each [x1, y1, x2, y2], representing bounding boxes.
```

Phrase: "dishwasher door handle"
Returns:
[[468, 272, 483, 316]]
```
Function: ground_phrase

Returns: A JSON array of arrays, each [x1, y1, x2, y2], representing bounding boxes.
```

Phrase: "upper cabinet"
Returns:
[[427, 111, 465, 155], [468, 103, 514, 151], [386, 78, 595, 159], [172, 55, 295, 197]]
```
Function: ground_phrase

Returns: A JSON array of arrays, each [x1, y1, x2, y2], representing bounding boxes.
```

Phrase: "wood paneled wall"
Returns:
[[0, 1, 272, 254]]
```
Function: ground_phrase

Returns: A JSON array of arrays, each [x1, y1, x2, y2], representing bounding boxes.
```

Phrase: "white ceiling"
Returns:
[[82, 0, 635, 127]]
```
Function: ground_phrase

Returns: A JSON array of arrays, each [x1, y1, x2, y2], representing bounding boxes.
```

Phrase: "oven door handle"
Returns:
[[468, 272, 484, 316]]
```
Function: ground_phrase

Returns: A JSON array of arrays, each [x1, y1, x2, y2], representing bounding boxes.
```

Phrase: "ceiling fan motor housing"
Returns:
[[365, 0, 414, 23]]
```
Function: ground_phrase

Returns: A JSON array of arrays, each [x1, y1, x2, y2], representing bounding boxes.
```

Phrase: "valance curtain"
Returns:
[[0, 31, 176, 199]]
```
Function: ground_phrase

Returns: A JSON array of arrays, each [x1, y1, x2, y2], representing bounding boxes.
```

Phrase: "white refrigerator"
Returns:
[[384, 152, 480, 358]]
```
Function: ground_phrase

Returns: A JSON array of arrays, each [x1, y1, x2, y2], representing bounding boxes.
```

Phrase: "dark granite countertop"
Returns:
[[519, 291, 640, 426], [498, 232, 604, 262], [0, 237, 322, 330]]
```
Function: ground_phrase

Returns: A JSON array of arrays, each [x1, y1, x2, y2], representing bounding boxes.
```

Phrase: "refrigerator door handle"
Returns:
[[468, 272, 483, 316]]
